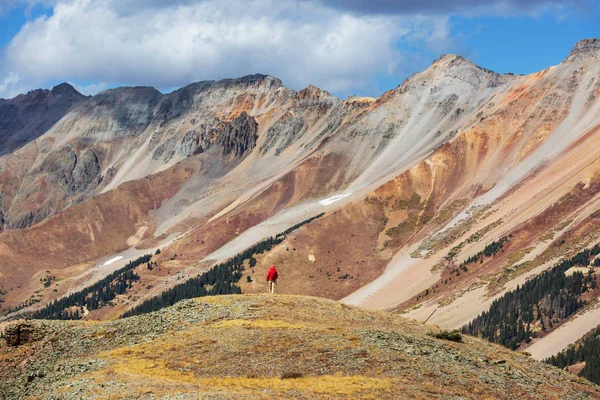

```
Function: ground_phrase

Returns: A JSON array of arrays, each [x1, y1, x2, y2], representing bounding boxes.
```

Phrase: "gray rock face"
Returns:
[[72, 150, 102, 192], [43, 146, 102, 196], [178, 127, 214, 157], [6, 208, 52, 230], [85, 86, 162, 137], [260, 116, 305, 155], [155, 74, 281, 127], [218, 112, 259, 157], [151, 138, 177, 162], [438, 94, 459, 115]]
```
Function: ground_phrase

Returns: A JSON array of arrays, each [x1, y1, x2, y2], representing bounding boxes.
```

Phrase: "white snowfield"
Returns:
[[102, 256, 123, 266], [318, 193, 351, 206]]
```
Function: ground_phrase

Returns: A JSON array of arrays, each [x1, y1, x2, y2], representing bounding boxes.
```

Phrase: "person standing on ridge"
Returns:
[[266, 265, 278, 294]]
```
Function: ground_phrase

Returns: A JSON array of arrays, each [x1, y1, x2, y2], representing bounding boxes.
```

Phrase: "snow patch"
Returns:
[[319, 193, 351, 206], [102, 256, 123, 266]]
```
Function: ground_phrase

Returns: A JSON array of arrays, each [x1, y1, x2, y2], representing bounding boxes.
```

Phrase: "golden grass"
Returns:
[[200, 375, 394, 395], [211, 319, 305, 329], [104, 356, 394, 396]]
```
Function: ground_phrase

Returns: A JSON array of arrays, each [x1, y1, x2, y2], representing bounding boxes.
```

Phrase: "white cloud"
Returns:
[[0, 0, 455, 98], [71, 81, 108, 96], [0, 72, 25, 98]]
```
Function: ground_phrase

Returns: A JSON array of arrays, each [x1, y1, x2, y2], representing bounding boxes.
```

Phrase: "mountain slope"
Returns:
[[1, 295, 598, 399], [0, 58, 518, 315], [2, 39, 600, 364]]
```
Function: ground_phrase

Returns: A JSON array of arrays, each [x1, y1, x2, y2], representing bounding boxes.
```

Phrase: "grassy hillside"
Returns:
[[1, 295, 598, 399]]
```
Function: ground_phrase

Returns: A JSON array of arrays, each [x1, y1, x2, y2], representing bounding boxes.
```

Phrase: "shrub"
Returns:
[[280, 371, 304, 379], [431, 330, 463, 343]]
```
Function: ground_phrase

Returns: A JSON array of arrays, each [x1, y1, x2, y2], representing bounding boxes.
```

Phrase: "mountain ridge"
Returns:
[[1, 39, 600, 375]]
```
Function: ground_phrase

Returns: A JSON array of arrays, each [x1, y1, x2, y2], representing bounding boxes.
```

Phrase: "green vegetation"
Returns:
[[385, 215, 419, 239], [3, 298, 40, 316], [28, 254, 152, 320], [430, 198, 469, 226], [465, 219, 504, 245], [413, 205, 491, 259], [122, 257, 244, 318], [546, 324, 600, 385], [463, 245, 600, 350], [393, 193, 422, 210], [122, 213, 325, 318], [487, 224, 595, 295], [40, 275, 56, 288], [442, 219, 505, 262], [460, 236, 509, 267]]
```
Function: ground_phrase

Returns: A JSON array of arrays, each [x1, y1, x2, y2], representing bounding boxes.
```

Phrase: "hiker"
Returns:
[[266, 265, 278, 294]]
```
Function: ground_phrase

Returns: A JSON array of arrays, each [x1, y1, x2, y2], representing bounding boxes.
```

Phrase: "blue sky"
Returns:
[[0, 0, 598, 99]]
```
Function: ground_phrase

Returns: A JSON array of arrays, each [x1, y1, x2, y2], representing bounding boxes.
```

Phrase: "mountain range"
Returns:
[[2, 38, 600, 392]]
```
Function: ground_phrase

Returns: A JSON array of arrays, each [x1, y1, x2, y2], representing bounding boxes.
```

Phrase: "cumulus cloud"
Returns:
[[0, 72, 22, 94], [0, 0, 458, 98], [0, 0, 584, 99]]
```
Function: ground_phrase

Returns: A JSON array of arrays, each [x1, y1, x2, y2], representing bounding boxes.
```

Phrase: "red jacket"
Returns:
[[266, 266, 278, 281]]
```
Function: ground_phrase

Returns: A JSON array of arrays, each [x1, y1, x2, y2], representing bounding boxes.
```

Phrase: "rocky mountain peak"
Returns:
[[572, 38, 600, 52], [567, 38, 600, 61], [0, 82, 88, 155], [429, 53, 500, 77], [295, 85, 336, 102], [431, 54, 470, 68], [50, 83, 85, 99], [215, 73, 283, 91]]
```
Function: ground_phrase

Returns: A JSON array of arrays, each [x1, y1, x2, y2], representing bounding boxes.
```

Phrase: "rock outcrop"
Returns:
[[218, 112, 259, 157], [43, 146, 102, 196], [2, 321, 48, 347]]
